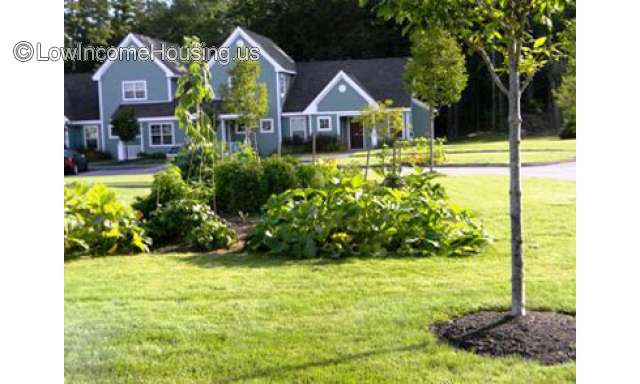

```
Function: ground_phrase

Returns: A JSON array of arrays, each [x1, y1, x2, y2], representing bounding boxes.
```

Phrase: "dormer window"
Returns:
[[122, 80, 147, 101]]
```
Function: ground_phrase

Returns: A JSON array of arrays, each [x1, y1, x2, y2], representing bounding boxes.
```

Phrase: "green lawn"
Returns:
[[65, 175, 576, 383], [340, 136, 576, 166], [65, 174, 153, 205]]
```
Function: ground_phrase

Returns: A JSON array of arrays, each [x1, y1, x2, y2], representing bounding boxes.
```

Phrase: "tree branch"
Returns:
[[520, 74, 534, 94], [475, 46, 509, 96]]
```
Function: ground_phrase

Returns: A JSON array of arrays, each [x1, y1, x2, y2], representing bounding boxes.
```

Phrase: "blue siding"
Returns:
[[210, 36, 279, 156], [99, 41, 172, 158], [317, 81, 369, 112], [411, 100, 430, 137]]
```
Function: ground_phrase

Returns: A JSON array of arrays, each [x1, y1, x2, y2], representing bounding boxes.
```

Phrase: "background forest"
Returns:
[[64, 0, 576, 138]]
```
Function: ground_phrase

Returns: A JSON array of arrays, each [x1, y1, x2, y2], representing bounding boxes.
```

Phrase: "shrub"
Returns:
[[64, 183, 150, 257], [138, 151, 167, 160], [248, 174, 489, 259], [144, 199, 237, 250], [214, 159, 265, 214], [78, 149, 111, 161], [262, 156, 300, 196], [173, 143, 220, 182], [133, 164, 194, 218]]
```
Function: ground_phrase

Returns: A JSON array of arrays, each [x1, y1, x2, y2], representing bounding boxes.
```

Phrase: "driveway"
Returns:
[[79, 163, 167, 177], [431, 161, 576, 181]]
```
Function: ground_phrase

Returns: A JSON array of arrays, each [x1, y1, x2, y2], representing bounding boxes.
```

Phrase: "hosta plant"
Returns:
[[64, 183, 150, 258]]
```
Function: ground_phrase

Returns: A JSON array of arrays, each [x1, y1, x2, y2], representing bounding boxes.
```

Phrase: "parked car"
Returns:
[[165, 146, 181, 160], [64, 148, 89, 175]]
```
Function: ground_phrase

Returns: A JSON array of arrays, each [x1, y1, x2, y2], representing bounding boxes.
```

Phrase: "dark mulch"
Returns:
[[432, 311, 576, 365]]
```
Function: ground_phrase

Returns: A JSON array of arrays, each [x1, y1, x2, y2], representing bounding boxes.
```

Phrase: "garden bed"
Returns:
[[432, 311, 576, 365]]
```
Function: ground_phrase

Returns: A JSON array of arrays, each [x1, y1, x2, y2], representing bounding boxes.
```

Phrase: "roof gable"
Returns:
[[283, 58, 410, 113], [303, 71, 375, 113], [210, 27, 296, 73], [92, 33, 181, 81]]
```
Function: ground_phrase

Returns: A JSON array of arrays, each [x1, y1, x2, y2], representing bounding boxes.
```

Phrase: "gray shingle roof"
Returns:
[[131, 33, 186, 76], [114, 100, 227, 119], [282, 57, 410, 112], [64, 73, 100, 121], [243, 29, 296, 73]]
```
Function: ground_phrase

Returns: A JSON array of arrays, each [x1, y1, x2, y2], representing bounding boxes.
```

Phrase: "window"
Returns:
[[84, 125, 99, 150], [290, 117, 307, 139], [122, 80, 147, 101], [149, 123, 174, 146], [260, 119, 274, 133], [317, 116, 332, 132]]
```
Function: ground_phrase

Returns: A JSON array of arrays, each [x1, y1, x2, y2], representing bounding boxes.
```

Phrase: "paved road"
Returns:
[[431, 161, 576, 181], [76, 160, 575, 181], [80, 163, 167, 177]]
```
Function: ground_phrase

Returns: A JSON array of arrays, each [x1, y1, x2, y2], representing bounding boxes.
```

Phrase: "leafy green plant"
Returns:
[[133, 164, 194, 217], [248, 174, 489, 259], [262, 156, 300, 196], [144, 199, 236, 250], [64, 183, 150, 257], [214, 159, 265, 214]]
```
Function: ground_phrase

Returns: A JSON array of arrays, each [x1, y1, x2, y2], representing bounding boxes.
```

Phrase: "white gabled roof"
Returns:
[[302, 70, 376, 114]]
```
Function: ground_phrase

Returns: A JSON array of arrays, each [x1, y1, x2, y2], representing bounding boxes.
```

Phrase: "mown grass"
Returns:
[[64, 174, 153, 204], [341, 136, 576, 166], [65, 175, 576, 383]]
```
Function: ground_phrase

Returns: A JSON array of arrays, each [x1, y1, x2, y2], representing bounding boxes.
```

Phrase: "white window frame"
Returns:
[[231, 120, 246, 135], [148, 122, 175, 147], [289, 117, 307, 139], [83, 125, 100, 150], [122, 80, 148, 101], [260, 118, 274, 134], [317, 116, 332, 132]]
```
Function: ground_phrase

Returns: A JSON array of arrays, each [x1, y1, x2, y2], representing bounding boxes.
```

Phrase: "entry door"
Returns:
[[350, 121, 364, 149]]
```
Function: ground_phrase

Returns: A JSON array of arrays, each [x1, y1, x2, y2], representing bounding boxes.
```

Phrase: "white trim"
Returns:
[[316, 116, 332, 132], [283, 108, 411, 117], [148, 122, 176, 147], [289, 116, 307, 140], [83, 125, 100, 150], [92, 33, 177, 81], [122, 80, 148, 101], [302, 71, 376, 114], [68, 119, 101, 125], [275, 71, 282, 154], [64, 116, 70, 124], [98, 80, 105, 151], [227, 76, 233, 88], [208, 27, 296, 74], [137, 116, 178, 122], [64, 125, 70, 148], [260, 118, 275, 133], [219, 114, 240, 119], [234, 121, 246, 135], [167, 77, 173, 101], [411, 97, 429, 110]]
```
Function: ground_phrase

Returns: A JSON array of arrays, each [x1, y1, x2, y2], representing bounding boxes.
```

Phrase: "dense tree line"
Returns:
[[64, 0, 575, 138]]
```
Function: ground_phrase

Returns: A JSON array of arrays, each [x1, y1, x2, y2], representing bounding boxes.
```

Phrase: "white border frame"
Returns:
[[82, 125, 100, 150], [289, 116, 307, 139], [234, 121, 246, 135], [317, 116, 332, 132], [148, 122, 176, 147], [260, 118, 275, 134], [122, 80, 148, 102]]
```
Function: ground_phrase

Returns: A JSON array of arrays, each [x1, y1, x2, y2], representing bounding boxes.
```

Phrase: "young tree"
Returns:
[[404, 27, 468, 172], [110, 107, 139, 161], [174, 36, 217, 181], [222, 47, 268, 157], [369, 0, 565, 316], [554, 19, 576, 139]]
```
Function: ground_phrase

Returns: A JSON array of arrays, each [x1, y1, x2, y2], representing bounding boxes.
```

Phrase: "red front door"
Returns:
[[350, 121, 364, 149]]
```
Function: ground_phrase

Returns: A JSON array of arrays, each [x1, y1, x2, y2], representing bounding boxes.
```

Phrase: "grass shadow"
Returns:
[[176, 251, 352, 270], [217, 342, 429, 383]]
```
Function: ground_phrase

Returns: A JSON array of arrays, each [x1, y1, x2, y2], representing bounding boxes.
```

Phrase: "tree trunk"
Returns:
[[364, 149, 371, 180], [429, 106, 435, 173], [392, 140, 397, 175], [508, 43, 525, 317]]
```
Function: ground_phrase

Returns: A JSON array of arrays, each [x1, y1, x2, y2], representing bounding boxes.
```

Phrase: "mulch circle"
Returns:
[[431, 311, 576, 365]]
